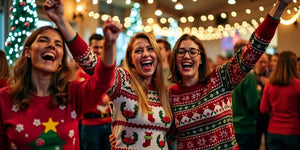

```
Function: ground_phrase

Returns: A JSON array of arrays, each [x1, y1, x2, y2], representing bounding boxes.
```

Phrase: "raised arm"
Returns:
[[269, 0, 292, 19], [43, 0, 76, 41], [102, 17, 123, 66]]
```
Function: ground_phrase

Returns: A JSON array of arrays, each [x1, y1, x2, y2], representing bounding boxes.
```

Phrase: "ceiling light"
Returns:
[[228, 0, 236, 5], [155, 9, 162, 16], [172, 0, 177, 2], [175, 2, 183, 10]]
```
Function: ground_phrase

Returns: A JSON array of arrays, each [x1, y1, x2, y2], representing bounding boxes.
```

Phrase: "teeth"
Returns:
[[182, 62, 192, 65], [42, 52, 55, 58], [142, 60, 152, 64]]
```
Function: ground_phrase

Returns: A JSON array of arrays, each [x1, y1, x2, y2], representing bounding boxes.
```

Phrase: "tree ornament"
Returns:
[[9, 6, 14, 11], [11, 26, 16, 31], [20, 1, 25, 6], [6, 41, 11, 46], [24, 22, 30, 27]]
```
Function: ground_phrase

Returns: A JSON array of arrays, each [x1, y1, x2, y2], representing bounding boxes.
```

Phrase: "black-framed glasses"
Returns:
[[176, 48, 201, 58]]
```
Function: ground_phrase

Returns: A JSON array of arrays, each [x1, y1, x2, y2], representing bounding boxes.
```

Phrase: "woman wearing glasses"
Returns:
[[166, 0, 292, 149]]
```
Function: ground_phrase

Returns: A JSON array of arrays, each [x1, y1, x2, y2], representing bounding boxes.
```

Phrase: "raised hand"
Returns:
[[103, 17, 123, 45], [43, 0, 64, 24]]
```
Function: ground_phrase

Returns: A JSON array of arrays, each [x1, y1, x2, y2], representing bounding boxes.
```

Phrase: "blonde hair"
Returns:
[[123, 32, 172, 119]]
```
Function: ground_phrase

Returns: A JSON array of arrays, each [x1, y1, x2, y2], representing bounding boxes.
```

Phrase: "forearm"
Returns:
[[103, 41, 116, 66], [54, 17, 77, 42], [269, 0, 289, 19]]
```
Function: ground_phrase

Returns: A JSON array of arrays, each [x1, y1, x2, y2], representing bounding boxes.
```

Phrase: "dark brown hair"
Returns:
[[8, 26, 73, 110], [0, 50, 11, 80], [169, 34, 210, 84]]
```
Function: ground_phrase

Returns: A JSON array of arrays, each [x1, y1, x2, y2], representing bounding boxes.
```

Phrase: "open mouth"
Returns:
[[41, 52, 56, 62], [141, 60, 153, 70], [181, 62, 193, 69]]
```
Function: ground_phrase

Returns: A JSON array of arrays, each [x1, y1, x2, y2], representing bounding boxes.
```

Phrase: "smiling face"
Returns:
[[24, 29, 64, 74], [176, 39, 201, 82], [90, 39, 104, 57], [130, 38, 158, 82]]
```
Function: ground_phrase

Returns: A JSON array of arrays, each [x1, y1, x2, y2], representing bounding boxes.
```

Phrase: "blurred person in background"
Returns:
[[260, 51, 300, 150]]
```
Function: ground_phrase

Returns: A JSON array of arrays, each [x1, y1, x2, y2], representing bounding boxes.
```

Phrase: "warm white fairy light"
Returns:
[[160, 18, 167, 24], [201, 15, 207, 21], [208, 14, 214, 20], [245, 9, 251, 14], [148, 0, 153, 4], [93, 0, 98, 5], [221, 13, 227, 19], [188, 16, 194, 22], [180, 17, 187, 23], [231, 11, 237, 17], [259, 6, 264, 11], [107, 0, 112, 4]]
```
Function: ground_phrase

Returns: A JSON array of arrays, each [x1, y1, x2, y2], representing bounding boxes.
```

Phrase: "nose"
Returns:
[[183, 51, 190, 58], [142, 49, 150, 57], [47, 41, 56, 50]]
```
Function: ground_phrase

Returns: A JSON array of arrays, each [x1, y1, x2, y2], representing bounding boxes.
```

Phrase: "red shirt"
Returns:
[[260, 79, 300, 135]]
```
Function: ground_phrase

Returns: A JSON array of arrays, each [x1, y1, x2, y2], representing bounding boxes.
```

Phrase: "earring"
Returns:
[[27, 55, 31, 59]]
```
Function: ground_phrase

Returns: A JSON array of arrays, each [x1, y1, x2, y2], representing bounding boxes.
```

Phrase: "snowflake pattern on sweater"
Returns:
[[107, 67, 171, 150], [167, 14, 279, 150]]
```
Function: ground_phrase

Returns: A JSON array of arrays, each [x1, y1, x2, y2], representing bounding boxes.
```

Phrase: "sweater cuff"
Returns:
[[66, 35, 90, 61], [254, 14, 280, 42]]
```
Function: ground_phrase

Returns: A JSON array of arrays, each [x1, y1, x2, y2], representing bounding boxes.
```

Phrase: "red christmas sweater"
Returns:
[[167, 14, 280, 150], [74, 68, 112, 125], [0, 35, 115, 150]]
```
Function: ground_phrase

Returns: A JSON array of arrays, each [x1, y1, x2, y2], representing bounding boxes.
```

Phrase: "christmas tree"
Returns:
[[29, 118, 65, 149], [5, 0, 38, 65], [126, 3, 142, 37]]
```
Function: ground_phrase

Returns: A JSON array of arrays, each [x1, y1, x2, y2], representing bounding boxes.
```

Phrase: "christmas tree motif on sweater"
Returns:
[[156, 134, 166, 150], [190, 112, 201, 123], [159, 111, 171, 126], [179, 115, 190, 125], [213, 103, 223, 114], [120, 102, 138, 121], [121, 130, 138, 147], [28, 118, 65, 149], [142, 131, 153, 147], [202, 107, 213, 118]]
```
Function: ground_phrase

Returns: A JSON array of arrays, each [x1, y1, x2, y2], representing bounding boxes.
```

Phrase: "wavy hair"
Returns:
[[124, 32, 172, 119], [8, 26, 73, 110], [169, 34, 210, 84], [269, 51, 299, 86], [0, 50, 10, 80]]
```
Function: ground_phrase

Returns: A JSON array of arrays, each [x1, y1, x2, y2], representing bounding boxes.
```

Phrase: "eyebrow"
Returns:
[[38, 36, 63, 44]]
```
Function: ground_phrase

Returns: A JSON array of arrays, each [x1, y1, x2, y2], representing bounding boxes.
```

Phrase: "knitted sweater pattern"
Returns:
[[107, 67, 172, 150], [167, 14, 279, 150]]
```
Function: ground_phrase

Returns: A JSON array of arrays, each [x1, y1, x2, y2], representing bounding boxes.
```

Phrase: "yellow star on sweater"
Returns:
[[42, 118, 59, 133]]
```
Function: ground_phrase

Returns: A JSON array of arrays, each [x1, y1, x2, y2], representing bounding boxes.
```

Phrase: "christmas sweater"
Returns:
[[167, 14, 279, 150], [260, 79, 300, 135], [0, 79, 7, 89], [0, 35, 115, 150], [106, 67, 172, 150], [74, 68, 112, 126]]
